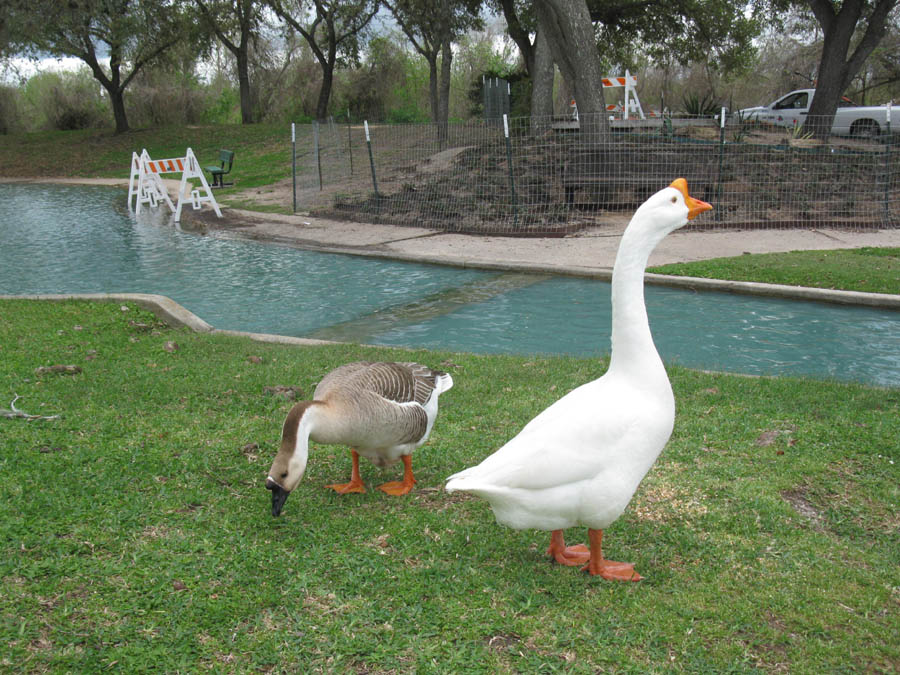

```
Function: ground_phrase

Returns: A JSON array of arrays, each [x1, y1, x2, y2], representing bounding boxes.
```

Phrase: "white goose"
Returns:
[[445, 179, 711, 580], [266, 361, 453, 517]]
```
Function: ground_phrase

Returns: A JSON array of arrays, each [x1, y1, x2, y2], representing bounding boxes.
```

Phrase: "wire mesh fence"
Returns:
[[290, 113, 899, 236]]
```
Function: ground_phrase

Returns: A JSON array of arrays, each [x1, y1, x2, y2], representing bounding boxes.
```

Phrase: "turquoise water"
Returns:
[[0, 183, 490, 336], [2, 183, 899, 387]]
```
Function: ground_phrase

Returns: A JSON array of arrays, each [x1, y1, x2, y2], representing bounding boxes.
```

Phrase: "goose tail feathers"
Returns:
[[435, 372, 453, 395], [445, 468, 482, 493]]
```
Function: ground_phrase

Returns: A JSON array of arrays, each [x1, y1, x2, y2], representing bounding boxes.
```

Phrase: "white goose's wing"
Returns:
[[448, 377, 670, 492]]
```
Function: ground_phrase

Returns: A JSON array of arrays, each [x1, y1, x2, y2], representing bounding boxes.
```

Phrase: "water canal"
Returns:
[[2, 183, 897, 387]]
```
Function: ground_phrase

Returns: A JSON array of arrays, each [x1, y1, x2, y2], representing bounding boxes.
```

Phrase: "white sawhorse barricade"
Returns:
[[128, 147, 221, 221], [601, 70, 645, 120], [570, 70, 647, 121]]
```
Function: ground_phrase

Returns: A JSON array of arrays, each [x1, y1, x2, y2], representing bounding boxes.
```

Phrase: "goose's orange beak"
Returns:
[[670, 178, 712, 220]]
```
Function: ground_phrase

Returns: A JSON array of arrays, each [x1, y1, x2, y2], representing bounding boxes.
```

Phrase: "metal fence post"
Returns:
[[291, 123, 297, 213], [885, 103, 892, 224], [347, 109, 354, 177], [503, 114, 518, 228], [365, 120, 379, 199], [716, 107, 726, 222]]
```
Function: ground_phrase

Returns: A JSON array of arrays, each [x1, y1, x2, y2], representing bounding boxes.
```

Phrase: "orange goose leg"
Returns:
[[582, 529, 642, 581], [547, 530, 590, 566], [325, 449, 366, 494], [377, 454, 417, 496]]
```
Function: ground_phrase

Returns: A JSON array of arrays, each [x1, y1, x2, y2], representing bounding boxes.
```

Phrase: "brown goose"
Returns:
[[265, 361, 453, 516]]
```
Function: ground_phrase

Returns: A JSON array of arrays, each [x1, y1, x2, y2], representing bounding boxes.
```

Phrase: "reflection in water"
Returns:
[[2, 183, 898, 387]]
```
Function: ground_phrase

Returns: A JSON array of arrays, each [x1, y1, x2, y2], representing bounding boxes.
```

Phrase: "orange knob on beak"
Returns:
[[670, 178, 713, 220]]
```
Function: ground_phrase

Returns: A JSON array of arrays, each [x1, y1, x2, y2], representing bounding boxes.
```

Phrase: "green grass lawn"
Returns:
[[650, 247, 900, 295], [0, 124, 294, 191], [2, 299, 898, 671]]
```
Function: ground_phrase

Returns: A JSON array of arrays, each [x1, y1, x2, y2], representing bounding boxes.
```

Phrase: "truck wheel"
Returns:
[[850, 119, 880, 138]]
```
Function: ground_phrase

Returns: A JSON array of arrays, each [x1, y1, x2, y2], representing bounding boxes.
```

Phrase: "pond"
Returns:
[[2, 182, 898, 387]]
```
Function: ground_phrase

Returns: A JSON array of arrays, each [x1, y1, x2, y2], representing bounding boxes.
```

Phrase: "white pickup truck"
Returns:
[[738, 89, 895, 137]]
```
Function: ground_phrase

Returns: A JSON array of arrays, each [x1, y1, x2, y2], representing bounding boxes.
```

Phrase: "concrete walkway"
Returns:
[[208, 207, 900, 281]]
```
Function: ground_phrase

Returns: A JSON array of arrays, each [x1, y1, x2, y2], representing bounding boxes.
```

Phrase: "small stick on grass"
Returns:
[[1, 395, 60, 421]]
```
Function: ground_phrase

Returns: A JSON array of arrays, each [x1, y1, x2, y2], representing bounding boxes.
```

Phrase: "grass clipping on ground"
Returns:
[[1, 299, 898, 672]]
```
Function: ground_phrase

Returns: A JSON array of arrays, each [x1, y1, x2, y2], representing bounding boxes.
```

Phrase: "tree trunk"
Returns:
[[804, 43, 849, 139], [316, 64, 334, 121], [236, 45, 255, 124], [533, 0, 608, 138], [804, 2, 860, 140], [531, 29, 555, 120], [110, 89, 130, 134], [427, 57, 440, 123], [87, 51, 130, 133], [497, 0, 554, 121], [804, 0, 898, 140], [438, 38, 452, 144]]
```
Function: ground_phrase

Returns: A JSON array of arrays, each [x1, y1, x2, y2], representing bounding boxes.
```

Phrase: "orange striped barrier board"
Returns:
[[128, 147, 221, 221]]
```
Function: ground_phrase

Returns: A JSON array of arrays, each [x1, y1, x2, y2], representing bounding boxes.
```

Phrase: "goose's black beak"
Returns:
[[266, 477, 290, 517]]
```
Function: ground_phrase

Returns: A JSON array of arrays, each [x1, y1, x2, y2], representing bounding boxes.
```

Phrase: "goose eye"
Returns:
[[670, 196, 677, 203]]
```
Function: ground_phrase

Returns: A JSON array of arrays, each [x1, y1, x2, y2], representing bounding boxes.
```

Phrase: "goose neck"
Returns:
[[608, 228, 663, 375]]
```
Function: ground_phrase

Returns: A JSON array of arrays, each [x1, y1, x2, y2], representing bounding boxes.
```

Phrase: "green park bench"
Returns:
[[205, 149, 234, 188]]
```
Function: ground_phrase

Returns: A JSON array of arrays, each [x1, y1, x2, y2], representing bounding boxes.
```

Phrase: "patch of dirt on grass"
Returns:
[[632, 471, 709, 523], [142, 524, 167, 538], [413, 485, 473, 512], [780, 488, 826, 531], [486, 631, 522, 652]]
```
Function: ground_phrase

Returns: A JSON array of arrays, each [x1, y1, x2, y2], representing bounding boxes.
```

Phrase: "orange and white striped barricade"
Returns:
[[130, 148, 221, 221], [135, 149, 177, 215], [600, 70, 645, 120], [173, 148, 221, 221], [569, 70, 645, 122]]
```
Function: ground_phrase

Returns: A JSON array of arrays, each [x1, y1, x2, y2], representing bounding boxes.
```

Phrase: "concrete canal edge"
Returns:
[[0, 293, 332, 347]]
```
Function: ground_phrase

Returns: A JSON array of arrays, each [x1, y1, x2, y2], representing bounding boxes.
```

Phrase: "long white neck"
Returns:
[[285, 405, 320, 486], [607, 224, 667, 381]]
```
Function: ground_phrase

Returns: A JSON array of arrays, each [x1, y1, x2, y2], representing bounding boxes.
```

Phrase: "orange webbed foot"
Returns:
[[582, 559, 642, 581], [325, 479, 366, 494], [377, 455, 416, 496], [547, 531, 591, 566], [582, 529, 642, 581], [327, 449, 366, 494], [377, 479, 415, 496]]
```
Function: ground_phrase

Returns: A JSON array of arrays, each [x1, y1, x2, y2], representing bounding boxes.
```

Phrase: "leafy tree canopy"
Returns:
[[587, 0, 768, 75], [2, 0, 193, 132]]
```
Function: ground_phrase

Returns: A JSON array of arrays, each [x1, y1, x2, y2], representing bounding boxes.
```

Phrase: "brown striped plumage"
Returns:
[[314, 361, 441, 446], [265, 361, 453, 516]]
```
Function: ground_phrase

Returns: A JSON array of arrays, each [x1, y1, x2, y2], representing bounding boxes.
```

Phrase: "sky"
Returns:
[[2, 55, 99, 85]]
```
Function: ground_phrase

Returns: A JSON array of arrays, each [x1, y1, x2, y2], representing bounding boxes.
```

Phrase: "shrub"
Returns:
[[21, 69, 107, 131], [0, 85, 24, 134], [126, 66, 213, 127], [681, 92, 721, 117]]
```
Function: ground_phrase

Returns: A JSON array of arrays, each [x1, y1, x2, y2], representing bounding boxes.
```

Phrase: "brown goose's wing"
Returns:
[[393, 362, 445, 406], [314, 362, 446, 445], [313, 361, 373, 400], [319, 361, 442, 405]]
